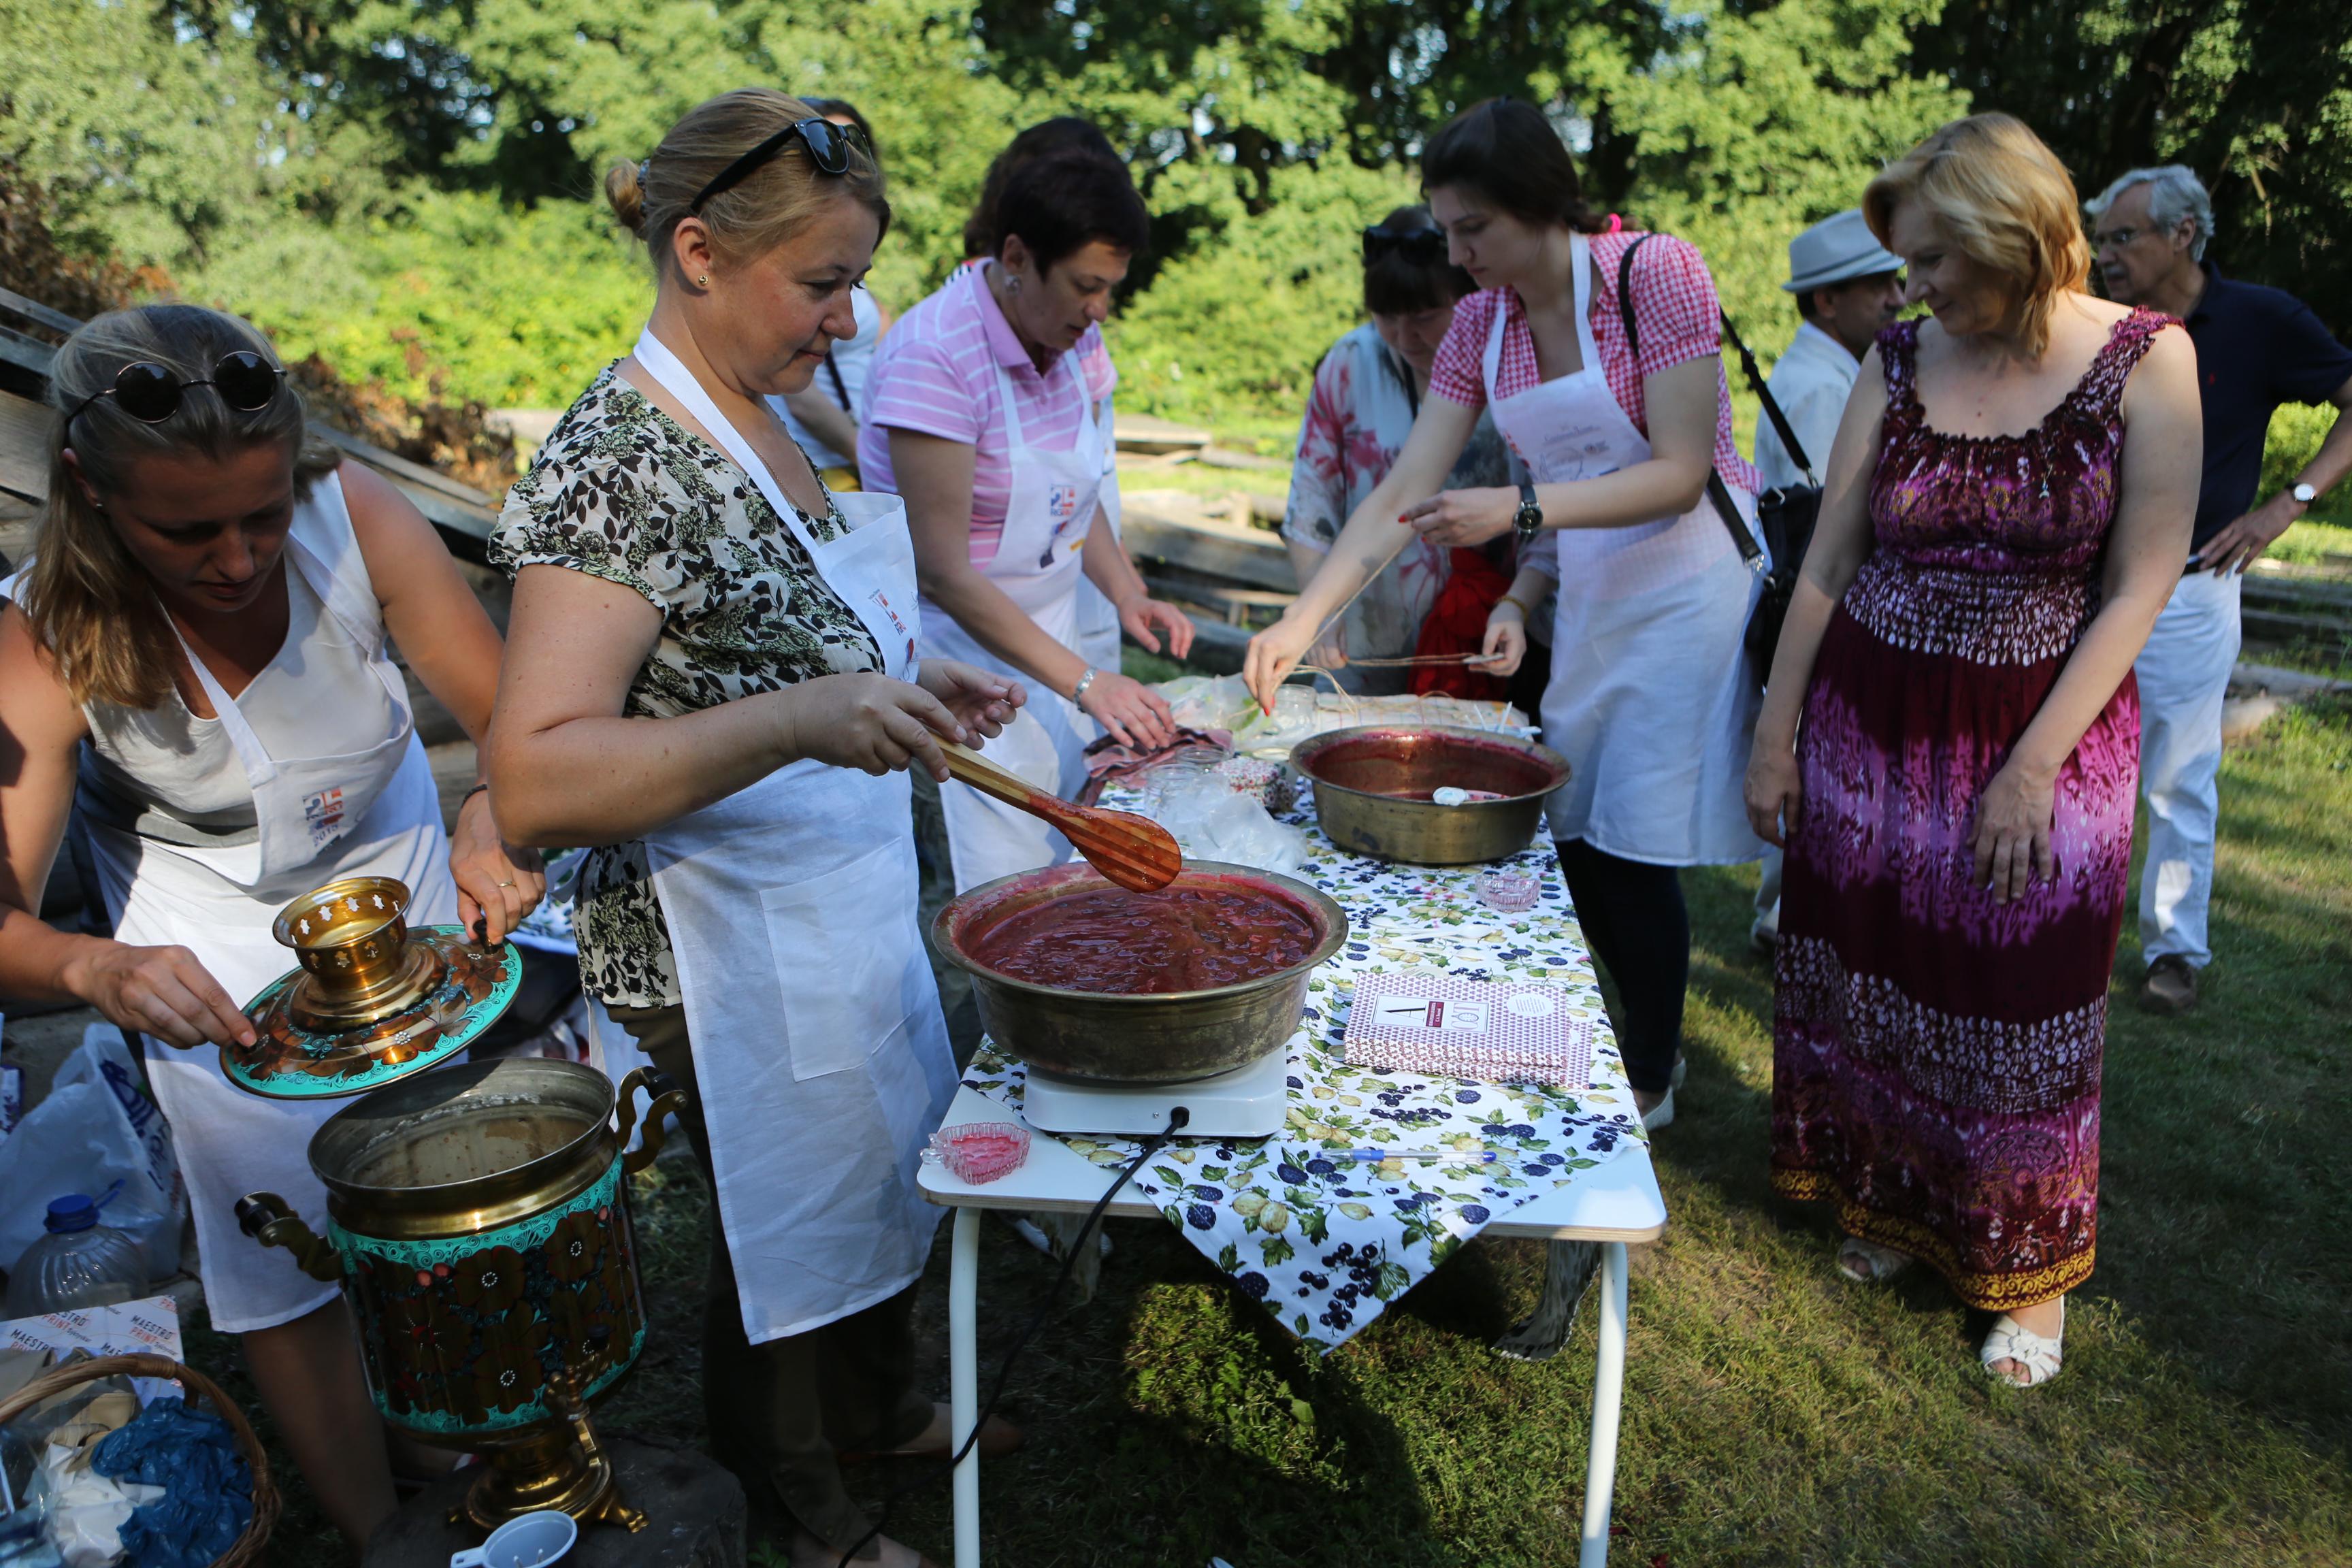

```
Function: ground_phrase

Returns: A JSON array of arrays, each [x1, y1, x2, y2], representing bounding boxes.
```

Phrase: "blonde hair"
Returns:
[[604, 88, 889, 274], [1864, 113, 2091, 359], [20, 304, 338, 710]]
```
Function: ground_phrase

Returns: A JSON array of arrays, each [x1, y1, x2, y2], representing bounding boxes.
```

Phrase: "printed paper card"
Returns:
[[1343, 970, 1595, 1088]]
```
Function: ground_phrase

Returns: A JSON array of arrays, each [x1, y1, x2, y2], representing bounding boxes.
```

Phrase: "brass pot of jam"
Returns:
[[933, 860, 1348, 1084], [1290, 725, 1571, 866], [235, 1058, 687, 1533]]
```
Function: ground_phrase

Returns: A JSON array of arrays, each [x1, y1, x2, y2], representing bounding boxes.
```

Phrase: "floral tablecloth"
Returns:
[[960, 787, 1645, 1353]]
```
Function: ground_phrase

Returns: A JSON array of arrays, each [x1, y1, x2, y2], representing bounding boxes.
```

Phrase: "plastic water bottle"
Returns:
[[3, 1194, 148, 1316]]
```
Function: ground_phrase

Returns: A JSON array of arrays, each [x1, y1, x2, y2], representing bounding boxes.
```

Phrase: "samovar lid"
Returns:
[[227, 877, 523, 1100]]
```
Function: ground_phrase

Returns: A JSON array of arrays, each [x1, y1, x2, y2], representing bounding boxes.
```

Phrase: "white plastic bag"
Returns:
[[0, 1030, 184, 1283], [1148, 773, 1308, 875], [29, 1443, 162, 1568]]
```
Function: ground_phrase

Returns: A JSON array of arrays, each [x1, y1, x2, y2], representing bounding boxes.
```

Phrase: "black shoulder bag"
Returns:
[[1612, 237, 1793, 689], [1717, 311, 1823, 679]]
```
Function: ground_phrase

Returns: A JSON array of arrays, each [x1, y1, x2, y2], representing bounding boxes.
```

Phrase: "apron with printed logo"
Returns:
[[1486, 234, 1764, 865], [632, 327, 956, 1341], [919, 265, 1111, 893]]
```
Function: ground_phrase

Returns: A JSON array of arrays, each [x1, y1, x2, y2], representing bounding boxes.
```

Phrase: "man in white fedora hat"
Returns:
[[1749, 208, 1905, 951]]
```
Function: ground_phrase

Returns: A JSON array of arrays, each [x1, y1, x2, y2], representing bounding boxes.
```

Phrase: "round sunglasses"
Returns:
[[65, 352, 286, 431], [689, 117, 870, 215]]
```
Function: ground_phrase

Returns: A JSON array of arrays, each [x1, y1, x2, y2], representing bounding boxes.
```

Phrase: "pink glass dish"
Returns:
[[1475, 870, 1541, 913], [926, 1122, 1031, 1184]]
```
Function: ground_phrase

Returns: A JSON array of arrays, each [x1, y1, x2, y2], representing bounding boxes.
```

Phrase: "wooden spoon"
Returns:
[[940, 742, 1181, 893]]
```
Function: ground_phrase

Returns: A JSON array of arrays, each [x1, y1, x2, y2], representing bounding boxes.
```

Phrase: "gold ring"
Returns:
[[497, 879, 517, 888]]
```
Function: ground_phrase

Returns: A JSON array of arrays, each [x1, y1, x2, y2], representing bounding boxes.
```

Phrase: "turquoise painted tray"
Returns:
[[230, 927, 522, 1100]]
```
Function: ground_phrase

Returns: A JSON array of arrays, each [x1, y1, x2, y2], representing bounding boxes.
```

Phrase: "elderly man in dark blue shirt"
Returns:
[[2089, 165, 2352, 1014]]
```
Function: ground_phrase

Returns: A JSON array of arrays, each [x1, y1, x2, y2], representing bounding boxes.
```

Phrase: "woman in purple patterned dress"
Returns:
[[1744, 114, 2202, 1386]]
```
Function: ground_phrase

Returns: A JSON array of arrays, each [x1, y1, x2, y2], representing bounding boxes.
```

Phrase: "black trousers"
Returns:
[[1554, 838, 1688, 1095], [608, 1002, 934, 1557]]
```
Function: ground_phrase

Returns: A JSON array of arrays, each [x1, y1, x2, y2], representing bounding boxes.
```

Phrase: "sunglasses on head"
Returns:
[[65, 352, 286, 431], [1362, 224, 1448, 266], [689, 118, 870, 215]]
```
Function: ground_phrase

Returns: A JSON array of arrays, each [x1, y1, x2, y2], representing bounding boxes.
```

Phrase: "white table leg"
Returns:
[[1578, 1241, 1629, 1568], [949, 1206, 982, 1568]]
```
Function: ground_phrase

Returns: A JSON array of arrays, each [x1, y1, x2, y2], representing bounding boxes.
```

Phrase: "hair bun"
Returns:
[[604, 159, 648, 235]]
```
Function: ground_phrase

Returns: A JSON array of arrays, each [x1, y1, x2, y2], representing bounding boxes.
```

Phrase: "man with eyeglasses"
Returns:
[[2087, 165, 2352, 1013]]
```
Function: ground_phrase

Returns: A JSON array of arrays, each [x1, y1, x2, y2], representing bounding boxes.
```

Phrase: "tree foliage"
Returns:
[[1, 0, 2344, 436]]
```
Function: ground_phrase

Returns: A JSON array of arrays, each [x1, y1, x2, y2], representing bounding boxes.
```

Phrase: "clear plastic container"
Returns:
[[3, 1194, 148, 1317]]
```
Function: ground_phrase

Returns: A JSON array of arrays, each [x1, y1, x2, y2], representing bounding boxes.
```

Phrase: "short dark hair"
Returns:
[[964, 118, 1121, 260], [1362, 205, 1475, 315], [801, 98, 877, 160], [995, 150, 1150, 274], [1796, 288, 1822, 323], [1421, 98, 1602, 235]]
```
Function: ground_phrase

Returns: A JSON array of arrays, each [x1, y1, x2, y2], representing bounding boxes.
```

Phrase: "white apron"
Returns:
[[1073, 429, 1124, 674], [45, 476, 457, 1334], [631, 327, 956, 1343], [919, 266, 1110, 893], [1489, 234, 1765, 865]]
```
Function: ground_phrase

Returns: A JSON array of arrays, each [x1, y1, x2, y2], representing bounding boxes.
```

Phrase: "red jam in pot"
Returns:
[[969, 885, 1320, 994]]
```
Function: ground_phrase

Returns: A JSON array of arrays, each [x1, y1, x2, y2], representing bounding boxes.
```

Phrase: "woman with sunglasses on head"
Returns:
[[768, 97, 891, 490], [1281, 204, 1518, 696], [0, 304, 544, 1544], [861, 146, 1194, 894], [1245, 99, 1769, 1130], [484, 89, 1019, 1568]]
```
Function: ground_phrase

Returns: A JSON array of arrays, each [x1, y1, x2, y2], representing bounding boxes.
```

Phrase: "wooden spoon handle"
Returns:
[[939, 740, 1051, 814]]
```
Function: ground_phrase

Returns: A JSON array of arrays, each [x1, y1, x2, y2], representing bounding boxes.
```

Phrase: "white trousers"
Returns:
[[2134, 569, 2240, 968]]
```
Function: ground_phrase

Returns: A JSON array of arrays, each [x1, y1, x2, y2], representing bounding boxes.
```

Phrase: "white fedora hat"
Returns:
[[1782, 208, 1904, 293]]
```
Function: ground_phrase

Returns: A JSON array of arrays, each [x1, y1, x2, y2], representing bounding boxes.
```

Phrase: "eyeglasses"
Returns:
[[1362, 224, 1448, 266], [689, 118, 870, 215], [2092, 226, 2144, 250], [64, 353, 286, 431]]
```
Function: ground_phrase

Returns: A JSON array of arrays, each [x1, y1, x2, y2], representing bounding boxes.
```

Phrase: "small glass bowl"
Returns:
[[924, 1122, 1031, 1185], [1475, 870, 1541, 913]]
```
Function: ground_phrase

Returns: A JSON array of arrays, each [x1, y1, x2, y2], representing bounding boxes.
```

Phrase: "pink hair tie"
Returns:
[[1603, 213, 1624, 234]]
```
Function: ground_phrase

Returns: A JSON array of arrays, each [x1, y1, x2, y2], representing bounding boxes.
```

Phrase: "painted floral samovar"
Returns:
[[238, 1057, 683, 1531]]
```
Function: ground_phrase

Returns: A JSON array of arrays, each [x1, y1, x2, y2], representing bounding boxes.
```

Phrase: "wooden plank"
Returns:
[[1173, 613, 1253, 674], [0, 388, 54, 504], [0, 287, 82, 339], [0, 324, 56, 376], [1118, 495, 1295, 593], [1113, 412, 1211, 455]]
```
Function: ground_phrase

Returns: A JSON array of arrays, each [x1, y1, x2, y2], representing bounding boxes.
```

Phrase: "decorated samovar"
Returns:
[[227, 876, 684, 1533]]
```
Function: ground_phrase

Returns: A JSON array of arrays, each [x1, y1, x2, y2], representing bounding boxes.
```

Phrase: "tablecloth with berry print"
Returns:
[[958, 784, 1646, 1353]]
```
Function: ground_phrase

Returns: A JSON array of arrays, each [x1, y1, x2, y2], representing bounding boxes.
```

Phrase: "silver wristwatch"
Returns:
[[1071, 666, 1100, 704], [2291, 482, 2319, 506]]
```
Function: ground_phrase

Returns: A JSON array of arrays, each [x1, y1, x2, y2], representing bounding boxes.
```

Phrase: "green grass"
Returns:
[[191, 699, 2352, 1565]]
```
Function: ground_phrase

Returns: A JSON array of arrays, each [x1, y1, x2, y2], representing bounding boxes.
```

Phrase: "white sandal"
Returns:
[[1835, 1236, 1913, 1284], [1980, 1301, 2065, 1388], [1639, 1086, 1675, 1130]]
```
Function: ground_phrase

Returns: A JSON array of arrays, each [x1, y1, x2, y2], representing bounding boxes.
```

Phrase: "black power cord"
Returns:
[[834, 1105, 1191, 1567]]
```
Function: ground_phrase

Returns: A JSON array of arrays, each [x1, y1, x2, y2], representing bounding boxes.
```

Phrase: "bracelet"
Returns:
[[1071, 667, 1100, 704], [1495, 593, 1534, 621], [459, 782, 490, 806]]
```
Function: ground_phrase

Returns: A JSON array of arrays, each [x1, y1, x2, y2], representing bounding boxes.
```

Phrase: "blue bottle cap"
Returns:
[[44, 1194, 98, 1232]]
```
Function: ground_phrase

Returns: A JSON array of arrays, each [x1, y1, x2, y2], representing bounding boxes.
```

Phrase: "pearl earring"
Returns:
[[1008, 276, 1022, 295]]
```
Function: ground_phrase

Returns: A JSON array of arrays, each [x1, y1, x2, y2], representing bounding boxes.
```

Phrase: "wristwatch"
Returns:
[[1512, 480, 1544, 542], [2291, 482, 2319, 507]]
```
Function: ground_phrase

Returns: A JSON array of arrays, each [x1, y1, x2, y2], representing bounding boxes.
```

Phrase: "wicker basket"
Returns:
[[0, 1351, 278, 1568]]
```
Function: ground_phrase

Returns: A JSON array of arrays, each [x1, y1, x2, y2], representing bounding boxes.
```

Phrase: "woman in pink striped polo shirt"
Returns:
[[862, 148, 1196, 892]]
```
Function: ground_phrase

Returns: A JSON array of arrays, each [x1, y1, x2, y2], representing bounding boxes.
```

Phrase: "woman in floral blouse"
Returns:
[[1281, 204, 1515, 693], [487, 88, 1018, 1568]]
